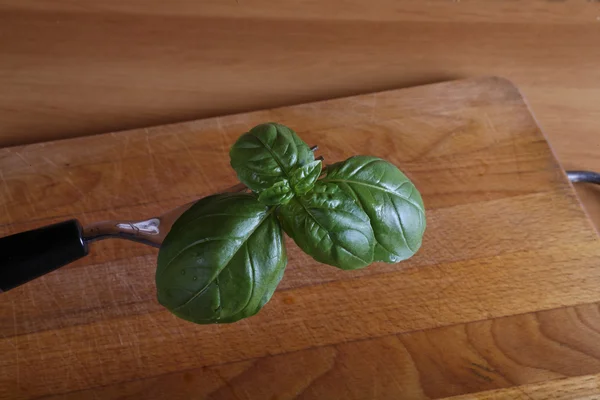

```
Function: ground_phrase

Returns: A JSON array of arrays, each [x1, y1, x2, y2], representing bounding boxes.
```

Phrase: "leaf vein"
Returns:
[[172, 209, 275, 311], [322, 179, 423, 211]]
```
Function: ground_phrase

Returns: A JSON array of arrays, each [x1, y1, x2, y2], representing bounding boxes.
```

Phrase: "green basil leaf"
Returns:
[[321, 156, 426, 263], [258, 180, 294, 206], [156, 193, 286, 324], [277, 182, 375, 270], [229, 123, 314, 192], [290, 160, 322, 195]]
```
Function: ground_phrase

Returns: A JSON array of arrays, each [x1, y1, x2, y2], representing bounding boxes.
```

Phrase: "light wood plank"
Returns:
[[1, 78, 600, 399], [444, 374, 600, 400], [31, 303, 600, 400]]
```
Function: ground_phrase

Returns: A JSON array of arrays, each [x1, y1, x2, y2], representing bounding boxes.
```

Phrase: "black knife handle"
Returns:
[[0, 219, 88, 292]]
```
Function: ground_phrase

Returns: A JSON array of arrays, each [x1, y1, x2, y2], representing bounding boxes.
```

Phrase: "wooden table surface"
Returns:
[[1, 0, 599, 230], [1, 77, 600, 399], [2, 2, 600, 398]]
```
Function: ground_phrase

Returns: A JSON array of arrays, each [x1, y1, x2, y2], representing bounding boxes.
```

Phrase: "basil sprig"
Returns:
[[157, 123, 425, 324]]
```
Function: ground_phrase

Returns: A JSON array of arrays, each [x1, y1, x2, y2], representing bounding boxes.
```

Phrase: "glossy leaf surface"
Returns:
[[321, 156, 426, 263], [229, 123, 314, 192], [258, 180, 294, 206], [156, 193, 286, 324], [290, 160, 322, 195], [277, 182, 375, 270]]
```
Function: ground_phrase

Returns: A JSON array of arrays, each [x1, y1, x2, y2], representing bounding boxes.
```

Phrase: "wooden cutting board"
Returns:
[[2, 77, 600, 400]]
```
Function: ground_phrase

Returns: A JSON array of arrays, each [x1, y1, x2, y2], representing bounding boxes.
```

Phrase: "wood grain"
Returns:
[[3, 0, 600, 233], [444, 373, 600, 400], [1, 77, 600, 399], [1, 1, 599, 178], [28, 303, 600, 400]]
